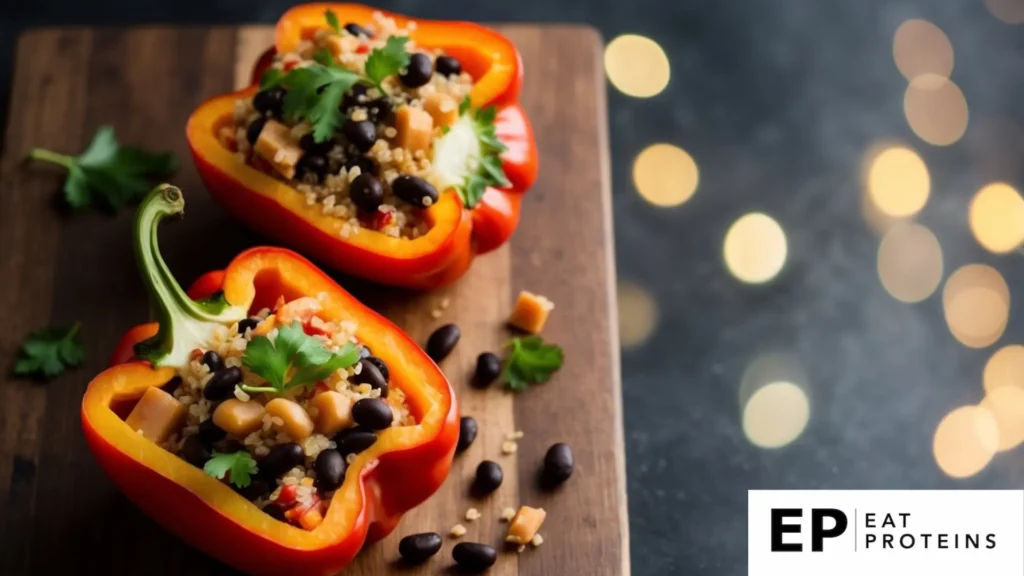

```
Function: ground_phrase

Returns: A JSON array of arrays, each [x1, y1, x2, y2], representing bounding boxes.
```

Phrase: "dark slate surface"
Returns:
[[5, 1, 1024, 574]]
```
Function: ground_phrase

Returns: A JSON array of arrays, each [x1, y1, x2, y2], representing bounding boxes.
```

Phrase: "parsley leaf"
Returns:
[[240, 321, 360, 395], [503, 336, 564, 391], [13, 322, 84, 379], [277, 59, 362, 143], [325, 8, 342, 34], [203, 451, 258, 488], [364, 36, 410, 89], [29, 126, 176, 211]]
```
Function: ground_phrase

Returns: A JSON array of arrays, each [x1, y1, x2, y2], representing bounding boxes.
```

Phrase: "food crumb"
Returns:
[[500, 507, 517, 522], [450, 524, 467, 538], [430, 309, 443, 319], [505, 430, 524, 441], [501, 440, 518, 455], [465, 508, 481, 522], [531, 534, 544, 547], [440, 297, 450, 309], [517, 544, 527, 553]]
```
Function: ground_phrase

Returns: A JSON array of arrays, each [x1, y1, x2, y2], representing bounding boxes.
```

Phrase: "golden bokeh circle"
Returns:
[[617, 281, 659, 349], [904, 74, 969, 146], [632, 144, 699, 207], [933, 405, 999, 478], [742, 381, 810, 449], [969, 182, 1024, 253], [985, 0, 1024, 24], [876, 222, 944, 303], [604, 34, 671, 98], [866, 145, 931, 218], [984, 345, 1024, 394], [723, 213, 788, 284], [893, 19, 954, 81], [981, 387, 1024, 452], [942, 264, 1010, 349]]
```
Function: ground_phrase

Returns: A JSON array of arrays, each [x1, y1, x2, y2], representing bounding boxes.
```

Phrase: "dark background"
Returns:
[[5, 1, 1024, 574]]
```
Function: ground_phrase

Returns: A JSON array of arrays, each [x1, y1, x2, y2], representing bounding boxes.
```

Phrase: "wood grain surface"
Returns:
[[0, 24, 625, 575]]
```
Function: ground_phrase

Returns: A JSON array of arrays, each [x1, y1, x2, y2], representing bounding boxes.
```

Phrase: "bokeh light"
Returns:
[[877, 222, 943, 303], [723, 213, 787, 284], [633, 144, 699, 206], [742, 382, 810, 449], [604, 34, 671, 98], [981, 387, 1024, 451], [969, 182, 1024, 253], [933, 405, 999, 478], [904, 74, 969, 146], [942, 264, 1010, 349], [617, 281, 659, 349], [893, 19, 954, 81], [984, 345, 1024, 394], [866, 145, 931, 218], [985, 0, 1024, 24]]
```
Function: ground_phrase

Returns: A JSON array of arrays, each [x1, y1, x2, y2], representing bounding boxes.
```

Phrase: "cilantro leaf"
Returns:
[[459, 96, 471, 116], [503, 336, 564, 391], [276, 62, 361, 143], [241, 321, 360, 394], [365, 36, 410, 89], [260, 67, 284, 89], [203, 451, 258, 488], [308, 81, 348, 142], [13, 322, 85, 380], [325, 9, 342, 34], [29, 126, 177, 211]]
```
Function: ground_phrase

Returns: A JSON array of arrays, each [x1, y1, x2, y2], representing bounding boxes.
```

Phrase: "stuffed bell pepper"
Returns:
[[186, 3, 538, 289], [82, 184, 459, 576]]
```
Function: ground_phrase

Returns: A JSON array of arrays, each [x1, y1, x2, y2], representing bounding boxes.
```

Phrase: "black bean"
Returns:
[[299, 133, 335, 155], [181, 435, 210, 468], [434, 55, 462, 78], [238, 477, 272, 501], [543, 442, 574, 486], [367, 356, 389, 381], [296, 153, 329, 180], [345, 156, 377, 177], [452, 542, 497, 572], [398, 532, 442, 563], [425, 323, 460, 362], [334, 428, 377, 455], [392, 175, 439, 209], [203, 367, 242, 401], [261, 442, 305, 478], [353, 358, 388, 398], [473, 460, 503, 495], [352, 398, 393, 430], [202, 350, 224, 373], [473, 352, 501, 388], [264, 503, 287, 521], [344, 22, 372, 38], [314, 449, 347, 491], [217, 439, 246, 454], [238, 318, 259, 334], [246, 117, 266, 145], [341, 83, 368, 110], [253, 86, 286, 117], [349, 173, 384, 213], [161, 376, 182, 395], [399, 53, 433, 88], [343, 119, 377, 153], [198, 418, 227, 447], [359, 345, 373, 359], [456, 416, 477, 453], [366, 97, 393, 123]]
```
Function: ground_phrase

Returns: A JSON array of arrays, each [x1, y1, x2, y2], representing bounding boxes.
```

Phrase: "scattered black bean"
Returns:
[[425, 323, 460, 362], [314, 449, 347, 491], [296, 153, 330, 180], [367, 356, 389, 381], [345, 156, 377, 177], [253, 86, 286, 117], [359, 345, 373, 359], [202, 350, 224, 373], [392, 175, 439, 209], [334, 428, 378, 455], [349, 173, 384, 213], [181, 435, 210, 468], [344, 22, 372, 38], [456, 416, 477, 453], [353, 358, 388, 398], [343, 119, 377, 153], [341, 83, 368, 110], [352, 398, 393, 430], [399, 53, 433, 88], [238, 318, 259, 334], [203, 367, 242, 401], [473, 460, 503, 495], [238, 477, 272, 501], [299, 133, 335, 155], [434, 55, 462, 78], [473, 352, 502, 388], [246, 117, 266, 145], [452, 542, 497, 572], [161, 376, 182, 395], [366, 97, 393, 123], [198, 418, 227, 447], [543, 442, 574, 486], [398, 532, 442, 563], [261, 442, 305, 478]]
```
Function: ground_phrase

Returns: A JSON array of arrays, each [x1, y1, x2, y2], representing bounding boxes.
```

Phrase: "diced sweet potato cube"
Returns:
[[213, 399, 266, 437], [265, 398, 315, 441], [125, 387, 186, 443], [254, 120, 302, 179], [324, 34, 359, 57], [508, 291, 554, 334], [506, 506, 546, 545], [394, 105, 434, 154], [252, 315, 277, 337], [424, 93, 459, 128], [309, 391, 354, 436]]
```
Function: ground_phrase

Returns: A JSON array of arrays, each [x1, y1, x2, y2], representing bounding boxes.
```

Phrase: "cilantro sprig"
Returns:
[[12, 322, 85, 380], [364, 35, 411, 89], [325, 8, 342, 34], [504, 336, 564, 391], [29, 126, 177, 211], [461, 104, 510, 208], [240, 321, 360, 395], [203, 451, 258, 488]]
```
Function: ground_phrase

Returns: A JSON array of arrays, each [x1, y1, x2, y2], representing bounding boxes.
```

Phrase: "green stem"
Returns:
[[65, 321, 82, 340], [239, 386, 279, 395], [29, 148, 76, 170]]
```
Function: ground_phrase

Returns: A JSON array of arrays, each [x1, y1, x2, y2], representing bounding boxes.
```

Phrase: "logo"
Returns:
[[749, 491, 1023, 576]]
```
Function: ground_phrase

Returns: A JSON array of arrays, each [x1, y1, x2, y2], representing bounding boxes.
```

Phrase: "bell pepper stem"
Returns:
[[133, 184, 246, 367]]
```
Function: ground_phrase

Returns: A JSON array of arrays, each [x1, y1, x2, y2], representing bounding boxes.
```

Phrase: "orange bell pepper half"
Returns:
[[186, 3, 538, 290], [81, 185, 458, 576]]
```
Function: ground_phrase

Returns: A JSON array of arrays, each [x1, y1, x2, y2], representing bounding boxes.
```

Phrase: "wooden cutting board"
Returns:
[[0, 24, 625, 576]]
